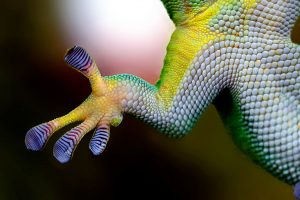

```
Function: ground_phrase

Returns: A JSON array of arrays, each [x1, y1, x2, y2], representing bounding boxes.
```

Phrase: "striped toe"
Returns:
[[89, 125, 110, 156], [53, 126, 83, 163], [64, 46, 93, 73], [53, 121, 94, 163], [25, 123, 54, 151], [53, 135, 73, 163]]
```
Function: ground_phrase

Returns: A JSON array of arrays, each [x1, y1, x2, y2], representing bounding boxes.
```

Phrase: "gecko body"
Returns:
[[26, 0, 300, 198]]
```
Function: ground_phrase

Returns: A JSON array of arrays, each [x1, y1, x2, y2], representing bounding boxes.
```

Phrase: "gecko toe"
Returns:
[[64, 46, 93, 73], [53, 136, 73, 163], [89, 124, 110, 156], [53, 119, 97, 163], [25, 123, 54, 151]]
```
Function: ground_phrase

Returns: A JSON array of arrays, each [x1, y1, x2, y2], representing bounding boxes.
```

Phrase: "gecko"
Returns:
[[25, 0, 300, 199]]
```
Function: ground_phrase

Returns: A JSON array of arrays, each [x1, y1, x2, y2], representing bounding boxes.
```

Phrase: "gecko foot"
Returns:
[[25, 46, 124, 163]]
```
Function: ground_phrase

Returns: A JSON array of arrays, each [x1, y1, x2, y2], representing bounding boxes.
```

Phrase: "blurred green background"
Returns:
[[2, 1, 300, 200]]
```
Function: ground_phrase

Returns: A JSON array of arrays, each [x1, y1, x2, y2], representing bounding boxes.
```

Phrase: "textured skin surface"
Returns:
[[26, 0, 300, 193]]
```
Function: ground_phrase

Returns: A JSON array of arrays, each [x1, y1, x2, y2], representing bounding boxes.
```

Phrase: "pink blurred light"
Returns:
[[56, 0, 175, 84]]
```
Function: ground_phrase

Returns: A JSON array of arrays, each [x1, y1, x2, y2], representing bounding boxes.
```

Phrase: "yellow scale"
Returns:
[[157, 0, 256, 108]]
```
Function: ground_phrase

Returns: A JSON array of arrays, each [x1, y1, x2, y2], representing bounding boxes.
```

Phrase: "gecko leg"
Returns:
[[25, 46, 124, 163]]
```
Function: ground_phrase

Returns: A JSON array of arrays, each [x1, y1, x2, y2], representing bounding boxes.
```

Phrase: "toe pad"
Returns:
[[64, 46, 93, 73], [25, 123, 54, 151]]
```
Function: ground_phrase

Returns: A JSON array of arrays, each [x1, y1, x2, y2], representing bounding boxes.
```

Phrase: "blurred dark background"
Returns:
[[2, 1, 300, 200]]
